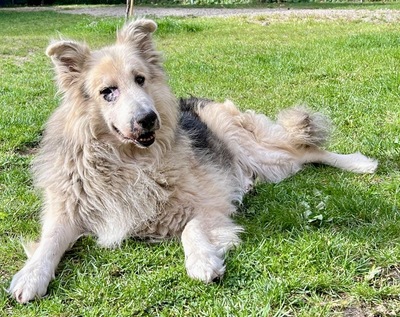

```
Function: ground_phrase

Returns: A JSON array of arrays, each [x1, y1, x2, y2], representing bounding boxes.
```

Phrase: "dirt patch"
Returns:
[[343, 301, 400, 317], [340, 265, 400, 317], [366, 265, 400, 288], [14, 147, 39, 156], [14, 139, 40, 157], [344, 306, 365, 317]]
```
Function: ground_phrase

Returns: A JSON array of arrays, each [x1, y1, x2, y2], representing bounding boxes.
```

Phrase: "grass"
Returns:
[[0, 6, 399, 317]]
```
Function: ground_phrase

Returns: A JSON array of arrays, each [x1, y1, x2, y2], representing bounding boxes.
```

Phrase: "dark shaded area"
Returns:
[[0, 0, 121, 6]]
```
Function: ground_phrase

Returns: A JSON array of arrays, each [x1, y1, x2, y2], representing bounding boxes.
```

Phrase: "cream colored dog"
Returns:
[[9, 19, 377, 303]]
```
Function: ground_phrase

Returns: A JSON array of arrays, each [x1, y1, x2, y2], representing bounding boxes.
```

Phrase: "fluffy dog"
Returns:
[[9, 19, 377, 303]]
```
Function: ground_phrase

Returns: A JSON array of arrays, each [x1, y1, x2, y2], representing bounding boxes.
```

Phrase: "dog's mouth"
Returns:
[[112, 125, 156, 148], [136, 131, 156, 147]]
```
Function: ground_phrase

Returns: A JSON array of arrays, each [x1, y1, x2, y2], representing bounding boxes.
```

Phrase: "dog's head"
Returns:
[[46, 19, 172, 149]]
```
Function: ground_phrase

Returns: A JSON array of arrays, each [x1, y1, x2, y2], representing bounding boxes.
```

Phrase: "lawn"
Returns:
[[0, 7, 399, 317]]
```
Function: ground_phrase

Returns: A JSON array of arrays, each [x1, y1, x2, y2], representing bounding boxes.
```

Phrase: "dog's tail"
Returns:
[[277, 106, 331, 148]]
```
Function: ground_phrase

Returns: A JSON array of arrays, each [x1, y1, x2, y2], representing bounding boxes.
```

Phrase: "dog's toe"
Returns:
[[9, 265, 51, 304], [185, 252, 225, 283]]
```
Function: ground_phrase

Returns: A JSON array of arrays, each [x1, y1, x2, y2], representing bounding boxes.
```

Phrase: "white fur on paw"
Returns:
[[8, 265, 52, 304], [348, 153, 378, 174], [185, 251, 225, 283]]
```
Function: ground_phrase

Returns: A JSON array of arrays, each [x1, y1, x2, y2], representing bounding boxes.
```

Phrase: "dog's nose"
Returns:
[[135, 110, 159, 131]]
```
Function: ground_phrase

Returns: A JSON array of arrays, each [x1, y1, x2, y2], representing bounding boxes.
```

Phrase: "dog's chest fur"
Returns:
[[52, 138, 226, 247], [70, 142, 189, 246]]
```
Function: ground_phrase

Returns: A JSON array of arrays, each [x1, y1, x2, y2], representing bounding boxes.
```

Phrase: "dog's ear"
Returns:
[[117, 19, 161, 68], [46, 40, 90, 91]]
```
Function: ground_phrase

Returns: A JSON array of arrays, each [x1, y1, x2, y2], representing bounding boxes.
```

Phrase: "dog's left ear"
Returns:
[[117, 19, 161, 68]]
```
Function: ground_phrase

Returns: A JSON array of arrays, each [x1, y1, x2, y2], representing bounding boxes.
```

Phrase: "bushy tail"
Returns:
[[277, 106, 331, 148]]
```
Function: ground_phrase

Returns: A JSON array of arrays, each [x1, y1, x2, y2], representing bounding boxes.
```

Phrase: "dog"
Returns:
[[8, 19, 377, 303]]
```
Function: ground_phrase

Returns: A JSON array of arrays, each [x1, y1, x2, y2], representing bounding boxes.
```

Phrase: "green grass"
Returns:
[[0, 7, 399, 317]]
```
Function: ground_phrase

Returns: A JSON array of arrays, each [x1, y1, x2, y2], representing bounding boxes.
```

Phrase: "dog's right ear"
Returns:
[[46, 40, 90, 91], [117, 19, 161, 68]]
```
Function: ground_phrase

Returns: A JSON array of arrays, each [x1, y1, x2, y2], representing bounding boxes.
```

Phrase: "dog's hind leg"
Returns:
[[218, 103, 377, 183], [9, 210, 81, 303], [301, 149, 378, 174], [195, 101, 308, 185], [181, 214, 242, 283]]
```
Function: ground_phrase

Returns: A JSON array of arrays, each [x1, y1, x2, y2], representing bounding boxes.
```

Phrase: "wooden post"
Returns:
[[129, 0, 134, 17], [126, 0, 134, 21]]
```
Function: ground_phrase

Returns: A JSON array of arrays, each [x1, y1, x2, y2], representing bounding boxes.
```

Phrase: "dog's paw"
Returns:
[[185, 251, 225, 283], [348, 153, 378, 174], [8, 264, 52, 304]]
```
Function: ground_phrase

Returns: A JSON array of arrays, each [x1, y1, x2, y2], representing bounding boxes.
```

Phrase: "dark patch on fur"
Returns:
[[179, 97, 213, 150], [179, 96, 213, 112], [179, 97, 234, 170]]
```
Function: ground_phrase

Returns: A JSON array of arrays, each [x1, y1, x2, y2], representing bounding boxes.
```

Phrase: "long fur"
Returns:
[[9, 19, 378, 303]]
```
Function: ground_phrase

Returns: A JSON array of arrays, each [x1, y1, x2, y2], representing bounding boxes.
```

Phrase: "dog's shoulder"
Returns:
[[179, 97, 214, 150], [178, 97, 234, 169]]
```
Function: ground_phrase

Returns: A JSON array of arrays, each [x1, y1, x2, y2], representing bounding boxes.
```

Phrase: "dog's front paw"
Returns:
[[8, 264, 52, 304], [185, 251, 225, 283]]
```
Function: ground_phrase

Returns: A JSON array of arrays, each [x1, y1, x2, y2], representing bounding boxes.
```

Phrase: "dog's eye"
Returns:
[[100, 87, 119, 102], [135, 75, 145, 87]]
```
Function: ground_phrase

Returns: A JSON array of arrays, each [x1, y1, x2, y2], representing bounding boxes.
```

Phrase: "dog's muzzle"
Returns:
[[130, 110, 160, 147], [136, 110, 159, 132], [127, 110, 160, 147], [112, 110, 160, 148]]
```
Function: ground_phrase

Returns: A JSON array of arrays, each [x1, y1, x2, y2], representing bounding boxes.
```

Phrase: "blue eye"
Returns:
[[100, 87, 118, 102]]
